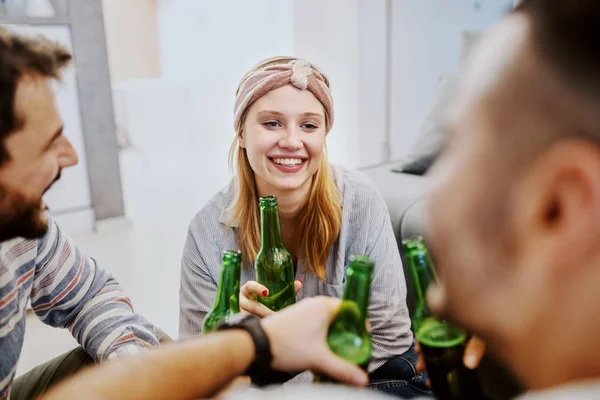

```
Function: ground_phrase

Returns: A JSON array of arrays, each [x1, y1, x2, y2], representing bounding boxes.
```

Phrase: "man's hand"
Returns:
[[422, 286, 487, 370], [239, 280, 302, 318], [463, 336, 486, 369], [40, 295, 367, 400], [261, 296, 369, 386], [416, 336, 486, 382]]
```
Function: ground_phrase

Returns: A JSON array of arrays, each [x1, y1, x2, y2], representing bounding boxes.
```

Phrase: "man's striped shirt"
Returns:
[[0, 216, 158, 399]]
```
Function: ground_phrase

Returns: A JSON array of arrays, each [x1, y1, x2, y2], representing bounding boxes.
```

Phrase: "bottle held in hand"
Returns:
[[202, 250, 242, 333], [404, 237, 488, 400], [255, 196, 296, 311], [315, 255, 373, 383]]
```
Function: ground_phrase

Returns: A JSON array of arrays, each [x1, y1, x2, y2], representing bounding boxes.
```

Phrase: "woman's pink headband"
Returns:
[[233, 59, 334, 132]]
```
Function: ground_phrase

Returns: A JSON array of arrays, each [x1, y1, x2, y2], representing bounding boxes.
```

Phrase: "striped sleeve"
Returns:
[[31, 216, 159, 361], [179, 220, 218, 338], [362, 181, 414, 371]]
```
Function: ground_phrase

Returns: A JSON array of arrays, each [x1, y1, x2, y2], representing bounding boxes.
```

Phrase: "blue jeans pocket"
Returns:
[[368, 379, 433, 398], [368, 344, 434, 399]]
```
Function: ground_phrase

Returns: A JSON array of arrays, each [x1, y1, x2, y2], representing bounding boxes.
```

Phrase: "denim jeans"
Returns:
[[10, 327, 172, 400], [368, 344, 434, 399]]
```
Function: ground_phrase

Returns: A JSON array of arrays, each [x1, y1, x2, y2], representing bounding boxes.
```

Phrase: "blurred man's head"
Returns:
[[0, 28, 78, 241], [427, 0, 600, 389]]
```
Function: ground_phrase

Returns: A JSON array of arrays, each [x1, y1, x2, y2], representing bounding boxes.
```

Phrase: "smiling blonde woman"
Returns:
[[179, 56, 431, 397]]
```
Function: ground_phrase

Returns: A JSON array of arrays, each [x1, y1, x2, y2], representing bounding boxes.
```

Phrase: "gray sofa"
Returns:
[[362, 165, 523, 400], [362, 166, 429, 315]]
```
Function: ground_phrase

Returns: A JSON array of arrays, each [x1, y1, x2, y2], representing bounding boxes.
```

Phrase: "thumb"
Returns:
[[314, 350, 369, 387], [294, 280, 303, 294], [463, 336, 486, 369]]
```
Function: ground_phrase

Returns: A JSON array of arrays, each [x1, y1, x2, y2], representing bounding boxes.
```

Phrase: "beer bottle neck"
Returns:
[[213, 261, 241, 312], [260, 205, 285, 249], [406, 249, 437, 319], [342, 267, 371, 321]]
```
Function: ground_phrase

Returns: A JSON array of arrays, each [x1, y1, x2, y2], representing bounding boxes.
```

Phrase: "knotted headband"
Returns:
[[233, 59, 334, 132]]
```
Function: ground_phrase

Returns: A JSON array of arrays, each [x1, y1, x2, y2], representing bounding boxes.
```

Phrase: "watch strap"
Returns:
[[216, 314, 273, 377]]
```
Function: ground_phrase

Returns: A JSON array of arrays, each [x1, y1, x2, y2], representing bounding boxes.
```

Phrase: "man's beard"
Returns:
[[0, 172, 61, 242]]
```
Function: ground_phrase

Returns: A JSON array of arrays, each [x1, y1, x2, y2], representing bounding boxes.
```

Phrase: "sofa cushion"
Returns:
[[361, 165, 430, 238], [400, 197, 428, 243], [393, 31, 485, 176], [393, 75, 457, 176]]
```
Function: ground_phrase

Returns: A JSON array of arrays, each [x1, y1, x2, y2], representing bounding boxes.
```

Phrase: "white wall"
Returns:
[[157, 0, 294, 174], [156, 0, 386, 170], [102, 0, 162, 82], [358, 0, 390, 167], [390, 0, 513, 160], [292, 0, 513, 167], [293, 0, 388, 169], [154, 0, 513, 170], [293, 0, 360, 168]]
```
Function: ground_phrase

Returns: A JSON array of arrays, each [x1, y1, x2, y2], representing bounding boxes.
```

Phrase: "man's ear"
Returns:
[[512, 139, 600, 274]]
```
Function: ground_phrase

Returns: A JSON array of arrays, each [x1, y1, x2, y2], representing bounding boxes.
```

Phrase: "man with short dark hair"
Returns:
[[0, 28, 160, 400], [427, 0, 600, 398]]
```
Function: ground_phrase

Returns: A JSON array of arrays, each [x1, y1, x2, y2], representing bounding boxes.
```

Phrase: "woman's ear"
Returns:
[[238, 130, 246, 148]]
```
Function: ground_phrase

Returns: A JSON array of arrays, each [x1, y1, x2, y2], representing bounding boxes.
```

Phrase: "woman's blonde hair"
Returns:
[[228, 56, 341, 280]]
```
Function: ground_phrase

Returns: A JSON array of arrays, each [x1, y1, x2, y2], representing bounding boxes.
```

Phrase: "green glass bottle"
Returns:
[[403, 237, 488, 400], [202, 250, 242, 333], [255, 196, 296, 311], [315, 255, 373, 383]]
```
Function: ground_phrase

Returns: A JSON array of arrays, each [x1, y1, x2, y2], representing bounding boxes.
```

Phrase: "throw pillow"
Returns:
[[393, 75, 457, 175]]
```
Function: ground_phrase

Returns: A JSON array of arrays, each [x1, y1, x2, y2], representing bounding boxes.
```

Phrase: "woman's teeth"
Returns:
[[273, 158, 303, 166]]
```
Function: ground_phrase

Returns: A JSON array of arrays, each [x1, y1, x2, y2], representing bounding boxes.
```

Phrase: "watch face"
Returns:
[[225, 313, 249, 325], [217, 313, 257, 330]]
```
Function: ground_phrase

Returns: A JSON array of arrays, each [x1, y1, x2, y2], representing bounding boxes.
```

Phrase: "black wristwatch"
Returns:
[[215, 314, 273, 376]]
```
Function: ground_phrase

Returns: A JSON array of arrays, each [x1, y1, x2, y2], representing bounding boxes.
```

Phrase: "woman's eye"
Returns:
[[263, 121, 281, 128], [302, 123, 318, 130]]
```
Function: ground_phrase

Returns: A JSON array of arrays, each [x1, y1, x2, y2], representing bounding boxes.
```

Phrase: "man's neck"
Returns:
[[506, 296, 600, 391]]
